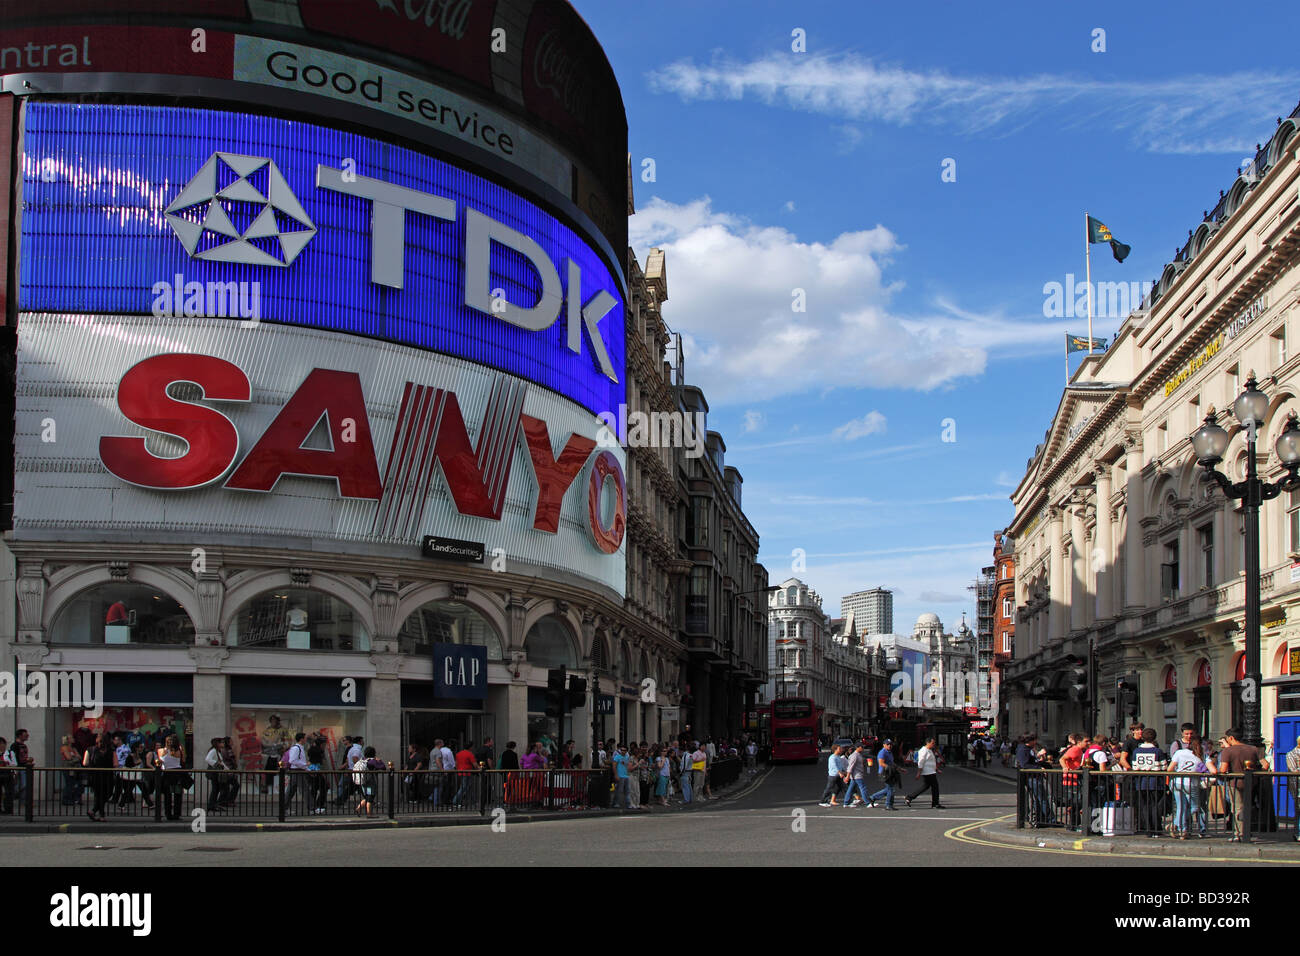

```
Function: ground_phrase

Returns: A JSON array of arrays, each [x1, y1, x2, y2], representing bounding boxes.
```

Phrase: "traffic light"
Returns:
[[1067, 665, 1089, 702], [1117, 676, 1139, 718], [567, 675, 587, 710], [546, 667, 566, 718]]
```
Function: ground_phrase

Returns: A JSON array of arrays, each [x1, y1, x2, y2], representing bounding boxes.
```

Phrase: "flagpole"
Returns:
[[1065, 335, 1069, 385], [1085, 211, 1094, 354]]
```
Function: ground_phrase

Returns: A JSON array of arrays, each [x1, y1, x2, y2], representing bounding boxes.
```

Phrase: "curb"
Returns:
[[975, 821, 1300, 861], [0, 768, 773, 836]]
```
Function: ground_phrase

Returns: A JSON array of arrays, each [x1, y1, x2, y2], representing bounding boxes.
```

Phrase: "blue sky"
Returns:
[[573, 0, 1300, 629]]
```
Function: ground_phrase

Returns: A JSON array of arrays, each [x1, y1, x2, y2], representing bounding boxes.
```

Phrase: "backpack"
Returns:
[[352, 757, 369, 786]]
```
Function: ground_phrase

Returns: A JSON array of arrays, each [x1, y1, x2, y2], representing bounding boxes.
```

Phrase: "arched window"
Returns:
[[591, 636, 609, 673], [227, 588, 369, 651], [397, 599, 502, 660], [524, 615, 577, 668], [50, 583, 193, 645]]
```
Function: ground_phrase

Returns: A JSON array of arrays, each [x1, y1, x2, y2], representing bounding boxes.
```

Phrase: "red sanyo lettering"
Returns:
[[520, 413, 595, 533], [100, 353, 626, 551], [99, 353, 250, 489], [225, 368, 382, 499]]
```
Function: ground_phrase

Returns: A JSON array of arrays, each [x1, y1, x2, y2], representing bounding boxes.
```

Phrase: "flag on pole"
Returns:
[[1087, 215, 1131, 263], [1067, 333, 1108, 354]]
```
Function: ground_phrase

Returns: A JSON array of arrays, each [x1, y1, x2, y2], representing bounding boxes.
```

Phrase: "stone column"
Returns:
[[1124, 436, 1146, 609], [1048, 507, 1064, 644], [190, 646, 230, 771], [1071, 501, 1087, 633], [1095, 464, 1114, 620]]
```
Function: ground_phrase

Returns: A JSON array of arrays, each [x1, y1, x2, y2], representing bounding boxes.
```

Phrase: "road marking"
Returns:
[[753, 814, 990, 821], [944, 815, 1300, 864]]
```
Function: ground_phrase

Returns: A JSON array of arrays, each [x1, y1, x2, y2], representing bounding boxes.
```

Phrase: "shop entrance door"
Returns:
[[402, 711, 495, 762], [1192, 687, 1211, 741]]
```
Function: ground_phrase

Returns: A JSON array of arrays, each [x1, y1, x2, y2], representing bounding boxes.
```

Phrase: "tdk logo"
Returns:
[[165, 152, 316, 266], [163, 154, 618, 383]]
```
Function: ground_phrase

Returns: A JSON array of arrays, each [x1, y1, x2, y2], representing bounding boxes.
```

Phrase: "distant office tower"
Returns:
[[841, 588, 892, 636]]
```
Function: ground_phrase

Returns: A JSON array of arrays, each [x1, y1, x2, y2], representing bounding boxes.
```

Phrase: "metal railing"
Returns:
[[0, 766, 616, 822], [1016, 768, 1300, 842], [1, 756, 753, 823]]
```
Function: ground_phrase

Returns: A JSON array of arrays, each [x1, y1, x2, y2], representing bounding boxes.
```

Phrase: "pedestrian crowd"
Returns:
[[591, 734, 759, 810], [1016, 722, 1300, 842], [817, 737, 941, 810]]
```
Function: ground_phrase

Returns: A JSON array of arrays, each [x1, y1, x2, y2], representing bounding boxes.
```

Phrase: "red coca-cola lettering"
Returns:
[[100, 353, 250, 489]]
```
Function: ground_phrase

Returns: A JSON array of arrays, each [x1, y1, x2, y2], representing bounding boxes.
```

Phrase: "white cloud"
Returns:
[[742, 409, 766, 432], [782, 200, 796, 213], [995, 470, 1019, 488], [628, 196, 1032, 403], [648, 53, 1300, 154], [832, 411, 887, 441]]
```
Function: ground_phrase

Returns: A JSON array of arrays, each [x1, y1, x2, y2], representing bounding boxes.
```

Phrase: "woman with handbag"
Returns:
[[158, 734, 187, 821], [82, 732, 116, 821]]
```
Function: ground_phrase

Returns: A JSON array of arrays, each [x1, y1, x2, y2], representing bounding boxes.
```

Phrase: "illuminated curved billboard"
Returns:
[[19, 101, 625, 417]]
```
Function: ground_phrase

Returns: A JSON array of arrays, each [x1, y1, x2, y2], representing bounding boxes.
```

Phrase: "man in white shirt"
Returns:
[[431, 739, 456, 807], [904, 738, 946, 809], [280, 732, 309, 814]]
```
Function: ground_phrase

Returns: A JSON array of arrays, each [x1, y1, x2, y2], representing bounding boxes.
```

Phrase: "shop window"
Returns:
[[70, 707, 194, 764], [51, 583, 193, 645], [523, 615, 577, 668], [230, 709, 366, 773], [397, 600, 502, 660], [227, 589, 369, 651]]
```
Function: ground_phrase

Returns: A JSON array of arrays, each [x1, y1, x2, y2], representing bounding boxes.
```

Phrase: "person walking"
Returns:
[[678, 744, 694, 805], [867, 739, 899, 809], [204, 737, 227, 813], [82, 732, 117, 821], [819, 745, 848, 807], [905, 738, 945, 809], [280, 732, 309, 815], [842, 744, 871, 808]]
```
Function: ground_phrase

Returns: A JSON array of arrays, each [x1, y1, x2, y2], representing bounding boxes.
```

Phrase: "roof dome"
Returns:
[[916, 612, 941, 626]]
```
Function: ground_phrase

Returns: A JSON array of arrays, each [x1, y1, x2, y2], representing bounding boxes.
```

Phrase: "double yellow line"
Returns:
[[944, 814, 1299, 864]]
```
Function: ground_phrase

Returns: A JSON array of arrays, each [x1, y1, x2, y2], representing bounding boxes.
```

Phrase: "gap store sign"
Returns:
[[18, 101, 624, 416]]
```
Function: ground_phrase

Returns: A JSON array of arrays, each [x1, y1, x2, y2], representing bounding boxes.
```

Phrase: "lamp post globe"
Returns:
[[1233, 371, 1269, 429], [1274, 411, 1300, 468], [1190, 408, 1230, 467]]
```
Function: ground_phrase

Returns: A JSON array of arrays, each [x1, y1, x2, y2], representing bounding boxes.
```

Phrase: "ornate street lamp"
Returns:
[[1189, 372, 1300, 746]]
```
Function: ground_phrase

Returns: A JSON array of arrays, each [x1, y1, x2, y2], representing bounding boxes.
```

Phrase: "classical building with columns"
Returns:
[[1005, 104, 1300, 746]]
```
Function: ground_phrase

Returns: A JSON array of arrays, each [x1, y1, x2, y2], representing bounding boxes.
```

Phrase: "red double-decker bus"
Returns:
[[769, 697, 821, 762]]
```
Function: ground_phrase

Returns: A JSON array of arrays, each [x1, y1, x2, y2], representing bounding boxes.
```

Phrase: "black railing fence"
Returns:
[[1017, 768, 1300, 842], [1, 755, 752, 823]]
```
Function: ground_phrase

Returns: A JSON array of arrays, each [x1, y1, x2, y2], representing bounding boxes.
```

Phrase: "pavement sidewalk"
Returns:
[[973, 815, 1300, 860], [0, 766, 771, 836]]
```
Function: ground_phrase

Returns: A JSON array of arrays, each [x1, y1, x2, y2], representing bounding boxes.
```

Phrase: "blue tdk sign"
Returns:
[[434, 642, 487, 699], [20, 102, 625, 416]]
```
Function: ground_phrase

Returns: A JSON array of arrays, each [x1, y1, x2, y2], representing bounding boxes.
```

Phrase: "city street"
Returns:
[[0, 763, 1268, 867]]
